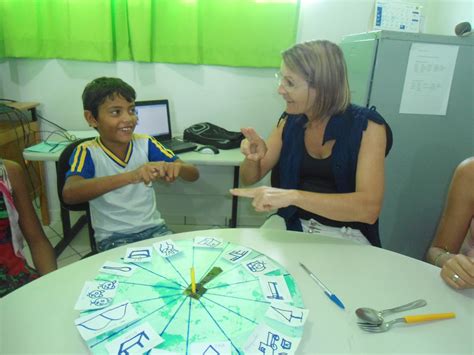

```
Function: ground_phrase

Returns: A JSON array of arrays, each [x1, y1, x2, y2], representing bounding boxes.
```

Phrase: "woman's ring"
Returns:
[[452, 274, 460, 282]]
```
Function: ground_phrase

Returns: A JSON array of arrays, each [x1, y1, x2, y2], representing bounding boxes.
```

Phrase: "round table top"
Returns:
[[1, 228, 473, 354]]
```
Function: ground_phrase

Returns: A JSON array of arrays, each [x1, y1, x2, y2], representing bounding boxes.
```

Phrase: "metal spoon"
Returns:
[[355, 299, 427, 325]]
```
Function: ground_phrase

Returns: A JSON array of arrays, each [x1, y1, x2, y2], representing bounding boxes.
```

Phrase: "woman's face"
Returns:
[[277, 62, 316, 116]]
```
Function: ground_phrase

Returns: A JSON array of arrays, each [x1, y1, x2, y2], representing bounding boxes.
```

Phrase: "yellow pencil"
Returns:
[[191, 267, 196, 294]]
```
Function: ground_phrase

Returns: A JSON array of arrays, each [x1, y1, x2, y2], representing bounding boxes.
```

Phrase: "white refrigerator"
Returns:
[[340, 30, 473, 259]]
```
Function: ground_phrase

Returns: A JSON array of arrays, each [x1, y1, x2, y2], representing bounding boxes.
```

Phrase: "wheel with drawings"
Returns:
[[74, 237, 307, 354]]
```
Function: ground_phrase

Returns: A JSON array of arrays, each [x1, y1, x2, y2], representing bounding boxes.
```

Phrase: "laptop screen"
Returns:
[[134, 100, 172, 140]]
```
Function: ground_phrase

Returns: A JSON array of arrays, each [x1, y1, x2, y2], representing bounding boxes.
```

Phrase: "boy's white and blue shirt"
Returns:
[[66, 134, 177, 242]]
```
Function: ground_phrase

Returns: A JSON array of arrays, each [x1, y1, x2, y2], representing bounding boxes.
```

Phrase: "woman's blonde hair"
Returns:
[[282, 40, 350, 119]]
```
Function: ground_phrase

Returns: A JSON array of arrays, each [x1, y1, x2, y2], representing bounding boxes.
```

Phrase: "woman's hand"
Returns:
[[440, 254, 474, 289], [240, 128, 267, 162], [230, 186, 296, 212]]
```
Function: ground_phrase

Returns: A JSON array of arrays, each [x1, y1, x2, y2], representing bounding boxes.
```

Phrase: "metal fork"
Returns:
[[358, 313, 456, 333]]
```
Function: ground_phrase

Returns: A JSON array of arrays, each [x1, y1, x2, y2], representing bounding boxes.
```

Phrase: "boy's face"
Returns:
[[84, 94, 137, 147]]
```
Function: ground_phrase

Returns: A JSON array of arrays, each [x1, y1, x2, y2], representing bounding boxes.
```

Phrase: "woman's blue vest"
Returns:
[[271, 104, 393, 247]]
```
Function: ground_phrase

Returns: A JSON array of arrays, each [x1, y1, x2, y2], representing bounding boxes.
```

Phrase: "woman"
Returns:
[[231, 40, 392, 246], [426, 158, 474, 290], [1, 159, 56, 297]]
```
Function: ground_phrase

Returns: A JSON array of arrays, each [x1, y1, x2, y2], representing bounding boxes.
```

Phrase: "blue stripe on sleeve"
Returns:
[[66, 146, 95, 179], [148, 137, 177, 162]]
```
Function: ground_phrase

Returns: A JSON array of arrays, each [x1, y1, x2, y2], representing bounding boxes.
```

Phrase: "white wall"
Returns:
[[423, 0, 474, 35], [1, 60, 283, 138], [1, 0, 470, 225], [298, 0, 473, 42], [298, 0, 375, 43]]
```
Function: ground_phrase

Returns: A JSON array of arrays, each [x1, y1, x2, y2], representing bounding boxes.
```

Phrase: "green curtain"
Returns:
[[0, 0, 300, 67]]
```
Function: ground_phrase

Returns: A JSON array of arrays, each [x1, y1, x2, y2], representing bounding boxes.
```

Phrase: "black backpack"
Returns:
[[183, 122, 244, 149]]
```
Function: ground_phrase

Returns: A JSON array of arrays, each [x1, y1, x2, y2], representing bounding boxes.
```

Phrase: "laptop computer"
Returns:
[[134, 99, 197, 154]]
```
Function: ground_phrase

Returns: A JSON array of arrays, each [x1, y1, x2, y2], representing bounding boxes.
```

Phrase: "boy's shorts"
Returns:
[[97, 224, 173, 252]]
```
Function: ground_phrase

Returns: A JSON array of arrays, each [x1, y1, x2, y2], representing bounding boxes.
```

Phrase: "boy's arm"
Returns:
[[145, 160, 199, 183], [63, 143, 161, 204], [175, 159, 199, 181], [63, 173, 135, 204], [148, 137, 199, 182], [63, 163, 162, 205], [5, 160, 57, 275]]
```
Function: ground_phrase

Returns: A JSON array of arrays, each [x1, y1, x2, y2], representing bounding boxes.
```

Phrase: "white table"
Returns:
[[1, 229, 472, 354], [22, 130, 243, 167]]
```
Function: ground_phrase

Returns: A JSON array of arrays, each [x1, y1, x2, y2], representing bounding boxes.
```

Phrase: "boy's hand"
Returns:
[[131, 161, 197, 185], [131, 162, 183, 184], [131, 163, 161, 184], [150, 161, 182, 183]]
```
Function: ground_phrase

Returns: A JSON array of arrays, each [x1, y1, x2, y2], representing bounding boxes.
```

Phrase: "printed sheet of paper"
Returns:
[[24, 141, 71, 153], [105, 322, 163, 355], [400, 43, 459, 115], [153, 239, 182, 258], [75, 301, 138, 341], [193, 236, 224, 249], [259, 275, 292, 303], [189, 341, 231, 355], [265, 303, 309, 327], [373, 1, 421, 33], [99, 261, 136, 277], [74, 280, 119, 311], [244, 324, 301, 355], [222, 246, 251, 264], [123, 247, 153, 263], [242, 256, 279, 277]]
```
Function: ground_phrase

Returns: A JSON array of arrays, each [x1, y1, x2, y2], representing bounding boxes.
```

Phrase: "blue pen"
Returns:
[[299, 262, 345, 310]]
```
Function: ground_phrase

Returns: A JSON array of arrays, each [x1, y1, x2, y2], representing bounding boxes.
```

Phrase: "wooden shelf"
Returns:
[[0, 103, 50, 225], [4, 101, 40, 112]]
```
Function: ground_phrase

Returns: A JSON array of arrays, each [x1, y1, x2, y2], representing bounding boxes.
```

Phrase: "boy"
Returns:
[[63, 77, 199, 252]]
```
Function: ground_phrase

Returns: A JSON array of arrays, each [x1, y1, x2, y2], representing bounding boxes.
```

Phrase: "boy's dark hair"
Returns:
[[82, 77, 136, 118]]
